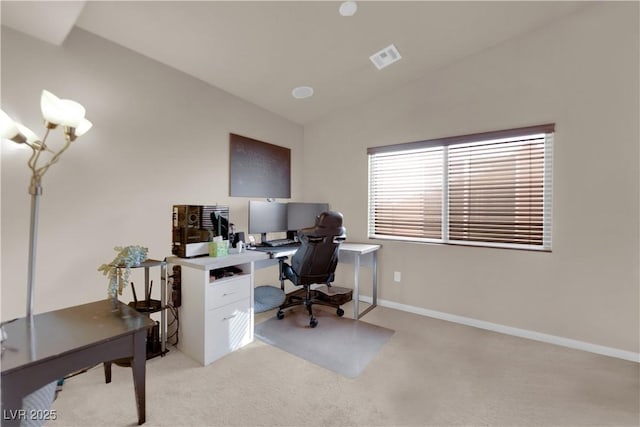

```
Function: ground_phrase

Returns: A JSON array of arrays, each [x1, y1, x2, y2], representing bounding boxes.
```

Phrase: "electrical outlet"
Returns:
[[394, 271, 401, 282]]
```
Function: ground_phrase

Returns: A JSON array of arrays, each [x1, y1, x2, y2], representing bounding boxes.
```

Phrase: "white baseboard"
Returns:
[[358, 296, 640, 363]]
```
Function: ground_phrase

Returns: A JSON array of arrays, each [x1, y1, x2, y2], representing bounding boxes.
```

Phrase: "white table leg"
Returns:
[[372, 251, 377, 306], [355, 251, 378, 319], [353, 253, 360, 319]]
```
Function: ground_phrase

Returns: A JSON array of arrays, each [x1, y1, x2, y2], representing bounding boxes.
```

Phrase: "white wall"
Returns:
[[303, 3, 639, 353], [1, 27, 303, 319]]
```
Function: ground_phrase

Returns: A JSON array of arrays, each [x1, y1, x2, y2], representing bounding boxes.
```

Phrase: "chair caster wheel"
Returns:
[[336, 308, 344, 317], [276, 310, 285, 320], [310, 318, 318, 328]]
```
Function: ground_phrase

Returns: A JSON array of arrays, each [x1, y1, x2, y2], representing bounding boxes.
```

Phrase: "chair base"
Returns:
[[276, 287, 349, 327]]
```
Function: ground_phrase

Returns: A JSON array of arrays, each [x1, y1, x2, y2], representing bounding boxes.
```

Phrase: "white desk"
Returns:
[[254, 242, 381, 319], [166, 242, 380, 365], [167, 252, 266, 366]]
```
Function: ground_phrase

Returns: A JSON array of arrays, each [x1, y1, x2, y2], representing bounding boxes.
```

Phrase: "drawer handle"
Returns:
[[223, 314, 237, 321], [222, 292, 236, 297]]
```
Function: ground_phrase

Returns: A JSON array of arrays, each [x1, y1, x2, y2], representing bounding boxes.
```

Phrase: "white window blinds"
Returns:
[[368, 124, 554, 251], [368, 147, 443, 240]]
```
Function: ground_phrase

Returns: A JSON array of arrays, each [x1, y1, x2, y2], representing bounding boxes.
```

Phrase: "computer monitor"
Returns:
[[248, 200, 288, 243], [287, 202, 329, 232]]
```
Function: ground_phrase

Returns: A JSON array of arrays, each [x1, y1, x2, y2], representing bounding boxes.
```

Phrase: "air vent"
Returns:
[[369, 44, 402, 70]]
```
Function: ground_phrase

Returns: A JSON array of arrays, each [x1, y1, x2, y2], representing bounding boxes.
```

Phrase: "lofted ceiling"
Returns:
[[1, 1, 587, 125]]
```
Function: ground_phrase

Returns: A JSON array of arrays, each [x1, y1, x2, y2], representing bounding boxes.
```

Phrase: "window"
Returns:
[[368, 124, 554, 251]]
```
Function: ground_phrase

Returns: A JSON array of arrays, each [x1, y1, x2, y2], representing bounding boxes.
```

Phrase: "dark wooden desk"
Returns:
[[1, 299, 153, 426]]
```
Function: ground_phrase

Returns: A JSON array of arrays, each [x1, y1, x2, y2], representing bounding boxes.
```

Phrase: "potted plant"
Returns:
[[98, 245, 149, 298]]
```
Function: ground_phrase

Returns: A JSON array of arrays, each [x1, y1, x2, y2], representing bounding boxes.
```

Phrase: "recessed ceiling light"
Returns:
[[339, 1, 357, 17], [292, 86, 314, 99]]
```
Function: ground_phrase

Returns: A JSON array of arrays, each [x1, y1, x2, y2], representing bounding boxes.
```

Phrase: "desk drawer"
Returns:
[[206, 274, 251, 310], [205, 298, 252, 364]]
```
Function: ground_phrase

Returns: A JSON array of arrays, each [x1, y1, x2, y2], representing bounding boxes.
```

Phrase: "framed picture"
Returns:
[[229, 133, 291, 198]]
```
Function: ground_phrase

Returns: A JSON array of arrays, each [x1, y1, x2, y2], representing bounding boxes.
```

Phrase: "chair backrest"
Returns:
[[290, 211, 346, 286]]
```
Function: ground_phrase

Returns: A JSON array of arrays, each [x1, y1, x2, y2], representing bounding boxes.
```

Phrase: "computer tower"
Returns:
[[172, 205, 230, 257]]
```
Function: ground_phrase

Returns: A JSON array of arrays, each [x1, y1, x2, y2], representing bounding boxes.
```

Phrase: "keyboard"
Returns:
[[263, 238, 299, 247]]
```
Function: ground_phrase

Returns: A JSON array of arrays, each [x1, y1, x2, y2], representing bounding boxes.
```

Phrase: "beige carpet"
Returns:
[[49, 304, 639, 426]]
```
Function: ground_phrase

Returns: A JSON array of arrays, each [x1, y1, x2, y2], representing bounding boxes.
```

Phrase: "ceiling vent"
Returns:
[[369, 44, 402, 70]]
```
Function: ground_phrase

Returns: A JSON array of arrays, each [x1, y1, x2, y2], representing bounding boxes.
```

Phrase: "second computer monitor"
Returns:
[[287, 202, 329, 232]]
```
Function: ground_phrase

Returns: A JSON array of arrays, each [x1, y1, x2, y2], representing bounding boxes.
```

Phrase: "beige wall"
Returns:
[[303, 3, 639, 353], [1, 27, 303, 319]]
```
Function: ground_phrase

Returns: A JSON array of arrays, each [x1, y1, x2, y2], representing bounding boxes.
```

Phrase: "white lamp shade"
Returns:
[[15, 123, 41, 144], [40, 90, 86, 128], [74, 118, 93, 137], [59, 99, 86, 128], [0, 109, 19, 140], [41, 90, 66, 125]]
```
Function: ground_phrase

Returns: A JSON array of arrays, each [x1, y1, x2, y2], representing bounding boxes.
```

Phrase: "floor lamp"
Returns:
[[1, 90, 92, 324]]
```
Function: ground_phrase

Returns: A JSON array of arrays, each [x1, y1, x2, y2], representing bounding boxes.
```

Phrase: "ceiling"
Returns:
[[1, 1, 587, 125]]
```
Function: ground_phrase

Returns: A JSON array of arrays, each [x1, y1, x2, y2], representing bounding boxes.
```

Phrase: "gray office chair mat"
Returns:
[[255, 309, 394, 378]]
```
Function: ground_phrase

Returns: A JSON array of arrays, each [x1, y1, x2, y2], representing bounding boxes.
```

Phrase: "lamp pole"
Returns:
[[24, 128, 73, 323], [1, 91, 92, 323], [26, 179, 42, 324]]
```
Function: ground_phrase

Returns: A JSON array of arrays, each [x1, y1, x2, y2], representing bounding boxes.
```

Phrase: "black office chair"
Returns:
[[276, 211, 346, 328]]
